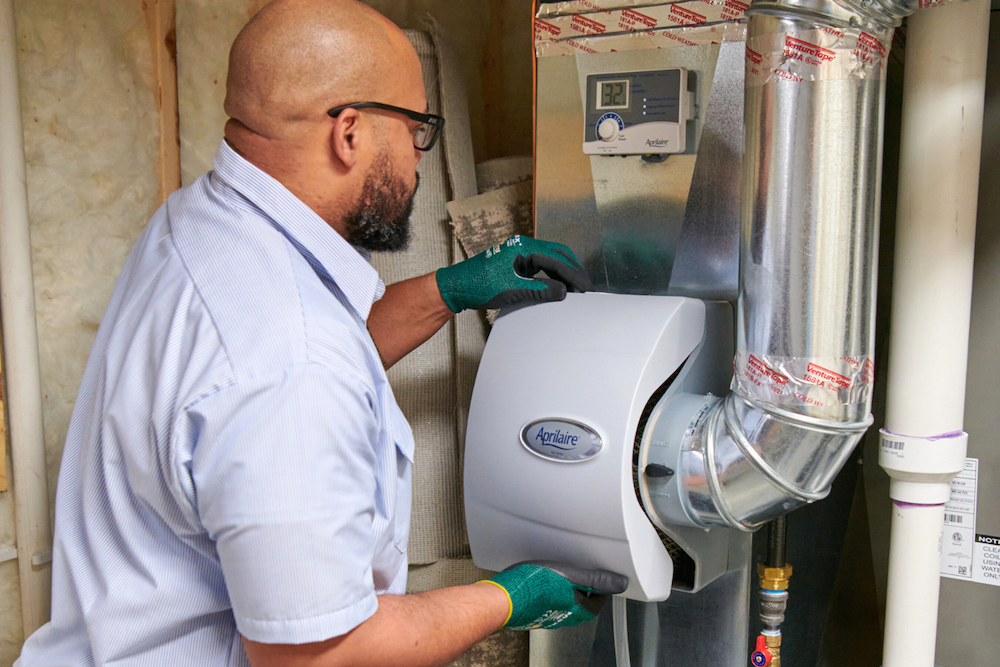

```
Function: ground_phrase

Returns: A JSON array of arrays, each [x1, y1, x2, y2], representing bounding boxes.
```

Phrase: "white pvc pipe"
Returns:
[[612, 596, 631, 667], [883, 0, 989, 437], [882, 502, 949, 666], [0, 0, 52, 636], [639, 601, 659, 667], [880, 2, 990, 666]]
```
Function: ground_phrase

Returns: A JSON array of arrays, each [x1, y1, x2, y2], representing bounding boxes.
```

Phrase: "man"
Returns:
[[16, 1, 610, 666]]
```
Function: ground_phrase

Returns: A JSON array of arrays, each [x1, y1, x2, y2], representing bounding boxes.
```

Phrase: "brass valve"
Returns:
[[751, 633, 782, 667], [765, 632, 782, 667], [757, 563, 792, 591]]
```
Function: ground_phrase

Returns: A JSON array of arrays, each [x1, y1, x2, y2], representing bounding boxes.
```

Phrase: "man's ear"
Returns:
[[330, 108, 365, 169]]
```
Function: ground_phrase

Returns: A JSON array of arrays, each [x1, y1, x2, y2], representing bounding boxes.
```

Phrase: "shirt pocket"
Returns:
[[390, 405, 414, 555]]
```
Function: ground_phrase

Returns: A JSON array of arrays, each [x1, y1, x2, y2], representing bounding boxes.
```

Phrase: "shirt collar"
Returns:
[[210, 140, 385, 322]]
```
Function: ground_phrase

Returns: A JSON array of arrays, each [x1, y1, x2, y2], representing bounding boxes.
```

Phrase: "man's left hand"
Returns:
[[435, 235, 593, 313]]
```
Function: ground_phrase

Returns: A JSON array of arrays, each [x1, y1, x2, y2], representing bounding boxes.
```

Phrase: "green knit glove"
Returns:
[[482, 562, 628, 631], [435, 235, 592, 313]]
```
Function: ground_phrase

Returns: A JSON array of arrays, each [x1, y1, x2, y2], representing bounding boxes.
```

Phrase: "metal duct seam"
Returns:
[[720, 398, 837, 503], [700, 402, 735, 526]]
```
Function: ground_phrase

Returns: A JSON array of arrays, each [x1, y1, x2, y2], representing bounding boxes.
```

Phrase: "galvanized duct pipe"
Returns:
[[646, 0, 917, 530]]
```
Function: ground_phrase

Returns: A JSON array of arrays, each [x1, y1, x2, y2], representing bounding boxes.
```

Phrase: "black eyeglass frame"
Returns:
[[327, 102, 445, 151]]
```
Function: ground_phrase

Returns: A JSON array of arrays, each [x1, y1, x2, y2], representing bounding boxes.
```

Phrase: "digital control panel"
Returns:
[[583, 68, 695, 155]]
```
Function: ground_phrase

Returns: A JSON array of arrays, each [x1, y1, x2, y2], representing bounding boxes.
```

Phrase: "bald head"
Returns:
[[225, 0, 420, 141], [222, 0, 426, 241]]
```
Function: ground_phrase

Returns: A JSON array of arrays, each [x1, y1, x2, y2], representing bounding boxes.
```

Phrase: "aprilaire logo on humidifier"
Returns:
[[520, 419, 603, 462]]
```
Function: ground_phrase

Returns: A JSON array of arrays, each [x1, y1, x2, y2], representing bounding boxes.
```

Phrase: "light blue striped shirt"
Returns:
[[17, 141, 415, 666]]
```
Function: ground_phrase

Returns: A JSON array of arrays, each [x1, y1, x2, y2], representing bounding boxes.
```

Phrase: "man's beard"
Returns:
[[343, 152, 418, 252]]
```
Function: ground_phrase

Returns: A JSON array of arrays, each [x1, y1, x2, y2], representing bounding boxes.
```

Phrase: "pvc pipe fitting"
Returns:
[[878, 430, 969, 504]]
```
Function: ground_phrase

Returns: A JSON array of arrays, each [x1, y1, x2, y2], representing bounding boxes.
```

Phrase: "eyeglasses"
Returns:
[[327, 102, 445, 151]]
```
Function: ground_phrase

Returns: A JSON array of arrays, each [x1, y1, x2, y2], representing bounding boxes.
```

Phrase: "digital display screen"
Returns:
[[597, 79, 629, 110]]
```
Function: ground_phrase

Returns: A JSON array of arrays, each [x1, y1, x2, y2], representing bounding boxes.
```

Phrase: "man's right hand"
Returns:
[[243, 582, 511, 667], [242, 564, 626, 667], [482, 562, 629, 631], [435, 235, 593, 313]]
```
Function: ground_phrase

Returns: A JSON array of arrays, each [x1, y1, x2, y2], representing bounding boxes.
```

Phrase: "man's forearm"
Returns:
[[242, 582, 511, 667], [366, 272, 454, 369]]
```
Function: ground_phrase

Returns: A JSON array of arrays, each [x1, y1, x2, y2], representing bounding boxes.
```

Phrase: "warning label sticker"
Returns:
[[941, 458, 1000, 586]]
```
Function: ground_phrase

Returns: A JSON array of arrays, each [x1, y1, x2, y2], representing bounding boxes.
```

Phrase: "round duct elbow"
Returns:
[[638, 391, 871, 532]]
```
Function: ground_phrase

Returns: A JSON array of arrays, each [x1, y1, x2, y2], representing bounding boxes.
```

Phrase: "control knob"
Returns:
[[597, 117, 619, 142]]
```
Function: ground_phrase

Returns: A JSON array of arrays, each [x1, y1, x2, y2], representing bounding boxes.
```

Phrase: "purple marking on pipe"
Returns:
[[882, 428, 964, 441], [893, 500, 945, 508], [928, 431, 964, 441]]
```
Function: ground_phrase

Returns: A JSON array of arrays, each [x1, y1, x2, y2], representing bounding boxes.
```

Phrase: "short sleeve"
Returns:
[[188, 364, 380, 644]]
